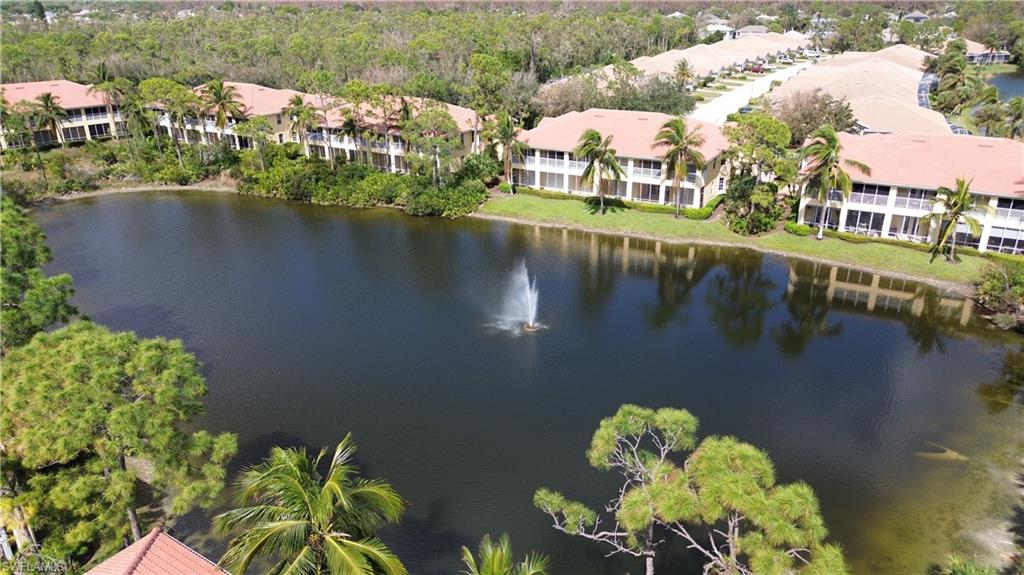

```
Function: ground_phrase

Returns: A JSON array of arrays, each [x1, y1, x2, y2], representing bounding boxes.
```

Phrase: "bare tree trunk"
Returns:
[[673, 177, 681, 219], [118, 455, 142, 542], [816, 199, 828, 239]]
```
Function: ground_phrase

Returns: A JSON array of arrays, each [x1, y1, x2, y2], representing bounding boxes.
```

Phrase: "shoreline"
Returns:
[[42, 183, 239, 203], [39, 184, 973, 296], [471, 211, 975, 296]]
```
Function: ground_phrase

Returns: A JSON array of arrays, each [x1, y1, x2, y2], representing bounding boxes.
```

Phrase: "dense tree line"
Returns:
[[1, 4, 698, 111]]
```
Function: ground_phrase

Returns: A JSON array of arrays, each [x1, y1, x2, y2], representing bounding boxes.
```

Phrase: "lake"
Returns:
[[36, 191, 1023, 574], [989, 71, 1024, 102]]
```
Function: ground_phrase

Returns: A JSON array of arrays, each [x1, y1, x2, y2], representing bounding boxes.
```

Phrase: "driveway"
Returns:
[[690, 61, 815, 124]]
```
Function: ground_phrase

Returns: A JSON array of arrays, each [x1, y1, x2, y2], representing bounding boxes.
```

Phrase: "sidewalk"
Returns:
[[690, 61, 815, 124]]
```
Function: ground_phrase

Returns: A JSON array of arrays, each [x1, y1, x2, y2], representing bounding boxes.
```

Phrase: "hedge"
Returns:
[[515, 186, 723, 220], [784, 222, 813, 236]]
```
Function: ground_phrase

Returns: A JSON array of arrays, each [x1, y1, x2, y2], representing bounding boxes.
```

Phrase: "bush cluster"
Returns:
[[238, 145, 490, 218], [784, 222, 813, 236]]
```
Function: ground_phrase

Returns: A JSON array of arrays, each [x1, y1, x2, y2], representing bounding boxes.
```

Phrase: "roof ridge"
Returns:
[[121, 529, 161, 575], [163, 531, 225, 571]]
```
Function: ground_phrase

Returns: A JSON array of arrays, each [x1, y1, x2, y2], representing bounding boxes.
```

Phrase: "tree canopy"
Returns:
[[534, 404, 847, 575]]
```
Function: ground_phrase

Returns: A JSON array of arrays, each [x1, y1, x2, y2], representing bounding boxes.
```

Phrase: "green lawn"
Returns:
[[479, 194, 988, 285]]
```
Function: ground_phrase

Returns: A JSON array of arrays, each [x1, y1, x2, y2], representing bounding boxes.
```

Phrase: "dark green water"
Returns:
[[36, 192, 1023, 574]]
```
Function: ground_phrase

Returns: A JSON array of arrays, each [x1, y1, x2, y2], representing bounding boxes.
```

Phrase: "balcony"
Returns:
[[567, 160, 588, 172], [848, 192, 889, 207], [524, 156, 538, 167], [892, 197, 933, 211], [631, 166, 662, 180], [994, 207, 1024, 223], [538, 157, 563, 169]]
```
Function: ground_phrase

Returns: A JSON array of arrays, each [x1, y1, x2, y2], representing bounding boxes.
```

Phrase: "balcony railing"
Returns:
[[524, 156, 537, 166], [538, 157, 563, 169], [848, 192, 889, 206], [631, 166, 662, 180], [567, 160, 588, 172], [893, 197, 933, 211], [85, 112, 109, 122], [994, 207, 1024, 222]]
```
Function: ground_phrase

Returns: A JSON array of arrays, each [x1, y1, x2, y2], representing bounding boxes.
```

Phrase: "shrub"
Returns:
[[784, 222, 813, 236], [974, 261, 1024, 318], [456, 153, 501, 186], [405, 179, 487, 218], [347, 172, 413, 207], [694, 95, 705, 102], [498, 182, 512, 194]]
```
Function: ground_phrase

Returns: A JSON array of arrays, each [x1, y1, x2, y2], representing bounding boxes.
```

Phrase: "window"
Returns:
[[634, 182, 660, 203], [276, 114, 282, 125], [953, 222, 982, 250], [278, 134, 284, 144], [538, 150, 564, 168], [62, 126, 87, 141], [849, 183, 888, 206], [88, 123, 110, 138], [718, 177, 725, 191], [996, 198, 1024, 221], [513, 168, 535, 187], [539, 171, 564, 190], [844, 209, 884, 233], [987, 226, 1024, 255], [804, 205, 839, 229]]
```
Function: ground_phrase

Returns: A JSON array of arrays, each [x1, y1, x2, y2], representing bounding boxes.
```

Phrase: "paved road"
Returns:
[[690, 61, 814, 125]]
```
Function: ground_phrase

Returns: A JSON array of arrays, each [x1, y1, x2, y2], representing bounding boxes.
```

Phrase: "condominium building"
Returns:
[[964, 38, 1012, 65], [512, 108, 730, 208], [0, 80, 123, 149], [153, 81, 480, 173], [798, 132, 1024, 254]]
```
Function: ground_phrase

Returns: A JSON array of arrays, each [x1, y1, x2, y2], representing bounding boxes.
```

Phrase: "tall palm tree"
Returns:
[[201, 79, 245, 148], [461, 533, 549, 575], [215, 434, 406, 575], [574, 128, 625, 214], [340, 112, 364, 164], [164, 90, 196, 168], [655, 117, 706, 219], [234, 116, 272, 172], [284, 94, 315, 157], [798, 125, 871, 239], [490, 110, 526, 191], [925, 178, 983, 263], [87, 62, 122, 140], [1007, 96, 1024, 138], [34, 92, 67, 148]]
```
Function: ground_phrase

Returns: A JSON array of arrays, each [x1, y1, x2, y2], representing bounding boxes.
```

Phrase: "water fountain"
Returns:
[[499, 260, 540, 333]]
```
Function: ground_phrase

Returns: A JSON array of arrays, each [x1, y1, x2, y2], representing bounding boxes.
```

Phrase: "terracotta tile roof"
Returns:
[[846, 95, 951, 134], [199, 82, 478, 133], [1, 80, 106, 109], [817, 44, 931, 71], [834, 132, 1024, 197], [85, 529, 227, 575], [519, 108, 729, 161], [206, 81, 305, 118]]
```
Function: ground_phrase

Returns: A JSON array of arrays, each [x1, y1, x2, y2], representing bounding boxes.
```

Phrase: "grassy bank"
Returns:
[[478, 193, 989, 286]]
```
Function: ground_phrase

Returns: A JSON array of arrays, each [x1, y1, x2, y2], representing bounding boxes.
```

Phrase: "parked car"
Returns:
[[778, 56, 793, 64], [738, 106, 753, 114], [749, 65, 764, 73]]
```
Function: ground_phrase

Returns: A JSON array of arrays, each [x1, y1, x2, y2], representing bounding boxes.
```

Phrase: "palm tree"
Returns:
[[234, 116, 272, 172], [164, 90, 197, 168], [284, 94, 315, 157], [574, 128, 625, 214], [215, 434, 406, 575], [340, 112, 364, 164], [490, 110, 526, 191], [925, 178, 983, 263], [34, 92, 67, 148], [983, 33, 1002, 65], [460, 533, 549, 575], [201, 79, 245, 148], [655, 117, 706, 219], [1007, 96, 1024, 138], [673, 59, 695, 89], [798, 125, 871, 239], [87, 62, 122, 140]]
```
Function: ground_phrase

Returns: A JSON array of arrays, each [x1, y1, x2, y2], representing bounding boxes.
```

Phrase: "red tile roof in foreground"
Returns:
[[520, 108, 729, 162], [835, 132, 1024, 197], [1, 80, 106, 109], [85, 528, 227, 575]]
